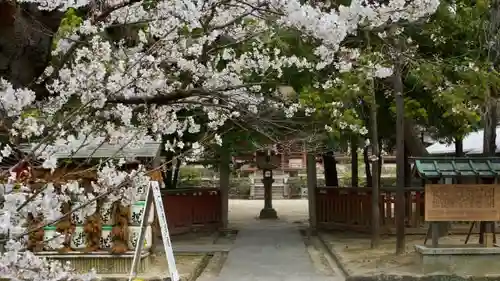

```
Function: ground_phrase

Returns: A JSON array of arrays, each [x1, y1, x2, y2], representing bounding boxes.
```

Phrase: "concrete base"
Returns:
[[415, 244, 500, 275], [259, 208, 278, 219], [36, 251, 151, 274], [346, 275, 500, 281], [98, 274, 170, 281]]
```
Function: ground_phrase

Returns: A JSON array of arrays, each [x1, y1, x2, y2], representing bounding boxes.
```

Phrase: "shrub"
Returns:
[[229, 178, 251, 198]]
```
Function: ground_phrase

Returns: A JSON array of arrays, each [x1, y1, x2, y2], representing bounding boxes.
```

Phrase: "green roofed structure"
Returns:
[[413, 157, 500, 179], [412, 157, 500, 248]]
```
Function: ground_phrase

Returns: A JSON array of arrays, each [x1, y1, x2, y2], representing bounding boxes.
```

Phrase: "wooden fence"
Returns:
[[161, 188, 222, 235], [316, 186, 472, 234]]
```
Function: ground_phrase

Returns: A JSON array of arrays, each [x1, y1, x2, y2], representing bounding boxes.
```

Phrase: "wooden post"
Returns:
[[431, 222, 439, 248], [151, 148, 163, 249], [219, 145, 231, 230], [307, 153, 318, 231]]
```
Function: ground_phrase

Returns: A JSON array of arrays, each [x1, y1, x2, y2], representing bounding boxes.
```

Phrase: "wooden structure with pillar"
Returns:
[[414, 157, 500, 247], [14, 142, 164, 275], [313, 157, 500, 238]]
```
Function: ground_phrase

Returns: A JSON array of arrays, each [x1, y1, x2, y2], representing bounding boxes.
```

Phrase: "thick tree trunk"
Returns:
[[0, 3, 63, 88], [322, 151, 339, 187], [403, 118, 429, 157]]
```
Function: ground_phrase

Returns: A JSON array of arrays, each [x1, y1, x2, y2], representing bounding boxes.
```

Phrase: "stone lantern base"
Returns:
[[259, 207, 278, 219]]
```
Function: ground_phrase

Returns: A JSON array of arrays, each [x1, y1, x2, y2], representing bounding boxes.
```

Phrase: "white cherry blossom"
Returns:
[[0, 0, 440, 279]]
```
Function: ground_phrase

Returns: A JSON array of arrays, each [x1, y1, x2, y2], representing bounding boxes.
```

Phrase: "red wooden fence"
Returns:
[[161, 188, 221, 235], [316, 186, 477, 234], [316, 187, 429, 234]]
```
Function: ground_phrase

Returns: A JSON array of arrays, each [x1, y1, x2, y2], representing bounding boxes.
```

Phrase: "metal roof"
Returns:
[[18, 142, 162, 159], [426, 127, 500, 155], [413, 157, 500, 179]]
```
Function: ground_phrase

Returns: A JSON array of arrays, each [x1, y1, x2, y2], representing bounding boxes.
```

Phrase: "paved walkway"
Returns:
[[215, 220, 336, 281]]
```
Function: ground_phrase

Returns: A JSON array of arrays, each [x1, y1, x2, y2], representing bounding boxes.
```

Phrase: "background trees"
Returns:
[[0, 0, 453, 278]]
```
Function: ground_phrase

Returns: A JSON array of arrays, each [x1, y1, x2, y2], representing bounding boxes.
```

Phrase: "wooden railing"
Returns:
[[161, 188, 221, 235], [316, 186, 479, 234], [316, 186, 428, 234]]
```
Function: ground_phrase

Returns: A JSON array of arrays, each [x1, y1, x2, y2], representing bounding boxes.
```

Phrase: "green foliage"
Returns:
[[401, 0, 496, 141], [178, 167, 203, 186], [229, 178, 251, 198], [52, 8, 83, 50], [287, 177, 307, 197], [20, 108, 40, 119], [299, 0, 500, 150]]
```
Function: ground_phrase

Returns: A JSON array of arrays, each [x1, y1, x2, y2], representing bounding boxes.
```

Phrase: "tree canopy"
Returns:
[[0, 0, 445, 279]]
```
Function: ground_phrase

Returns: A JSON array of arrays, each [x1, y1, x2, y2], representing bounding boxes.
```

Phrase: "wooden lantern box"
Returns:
[[255, 151, 280, 170]]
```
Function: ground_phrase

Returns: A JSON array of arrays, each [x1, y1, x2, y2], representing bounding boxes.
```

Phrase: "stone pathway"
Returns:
[[214, 220, 338, 281]]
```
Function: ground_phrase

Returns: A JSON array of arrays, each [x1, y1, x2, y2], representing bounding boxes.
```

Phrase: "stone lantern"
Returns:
[[255, 150, 279, 219]]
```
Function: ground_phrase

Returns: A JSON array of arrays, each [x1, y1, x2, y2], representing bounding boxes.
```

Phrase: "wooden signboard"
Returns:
[[425, 184, 500, 221]]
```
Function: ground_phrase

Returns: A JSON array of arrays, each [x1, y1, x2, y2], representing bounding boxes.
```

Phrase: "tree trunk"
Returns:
[[404, 146, 412, 187], [0, 3, 63, 88], [483, 100, 497, 157], [351, 140, 359, 187], [219, 144, 231, 229], [164, 152, 174, 189], [369, 85, 381, 248], [322, 152, 339, 187], [363, 146, 372, 187], [377, 153, 382, 186], [403, 118, 429, 157], [171, 159, 181, 188], [480, 86, 498, 245], [455, 138, 464, 184], [307, 153, 318, 231], [455, 138, 464, 157], [393, 30, 406, 254]]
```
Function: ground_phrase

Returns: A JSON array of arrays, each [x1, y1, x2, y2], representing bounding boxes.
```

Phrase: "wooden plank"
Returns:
[[425, 184, 500, 221]]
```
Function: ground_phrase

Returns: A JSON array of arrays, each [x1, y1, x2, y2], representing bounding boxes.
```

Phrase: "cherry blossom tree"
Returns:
[[0, 0, 439, 279]]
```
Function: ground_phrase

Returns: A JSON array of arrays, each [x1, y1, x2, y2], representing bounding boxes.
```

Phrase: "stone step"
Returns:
[[251, 185, 285, 199], [173, 244, 232, 253]]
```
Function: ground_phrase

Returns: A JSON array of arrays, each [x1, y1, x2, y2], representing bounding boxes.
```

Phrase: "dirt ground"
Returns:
[[228, 199, 309, 227], [148, 253, 206, 280], [319, 231, 483, 276], [146, 231, 219, 280]]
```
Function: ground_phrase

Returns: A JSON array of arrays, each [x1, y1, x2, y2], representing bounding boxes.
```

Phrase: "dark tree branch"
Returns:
[[107, 82, 271, 105]]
